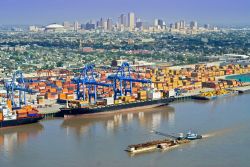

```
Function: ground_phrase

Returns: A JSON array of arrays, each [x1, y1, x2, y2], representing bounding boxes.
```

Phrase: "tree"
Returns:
[[56, 61, 63, 67]]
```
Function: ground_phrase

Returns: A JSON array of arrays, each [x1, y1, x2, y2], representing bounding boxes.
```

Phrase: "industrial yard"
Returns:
[[0, 60, 250, 119]]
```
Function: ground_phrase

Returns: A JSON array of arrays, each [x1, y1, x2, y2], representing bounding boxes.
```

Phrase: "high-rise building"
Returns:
[[120, 14, 127, 27], [180, 20, 186, 29], [154, 19, 164, 29], [107, 18, 112, 31], [81, 24, 86, 30], [170, 23, 174, 29], [136, 21, 143, 29], [74, 21, 79, 31], [103, 20, 108, 30], [204, 24, 210, 29], [154, 19, 159, 27], [158, 20, 164, 27], [175, 22, 180, 29], [85, 22, 96, 30], [128, 12, 135, 31], [96, 21, 99, 27], [190, 21, 198, 29], [100, 18, 104, 28]]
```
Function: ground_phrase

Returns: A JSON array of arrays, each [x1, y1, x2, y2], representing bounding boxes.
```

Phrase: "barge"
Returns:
[[56, 97, 174, 117], [126, 131, 202, 154]]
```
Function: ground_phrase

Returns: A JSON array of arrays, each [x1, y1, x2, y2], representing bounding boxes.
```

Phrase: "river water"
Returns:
[[0, 94, 250, 167]]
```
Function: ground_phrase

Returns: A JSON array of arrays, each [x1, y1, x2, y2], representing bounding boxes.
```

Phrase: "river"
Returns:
[[0, 93, 250, 167]]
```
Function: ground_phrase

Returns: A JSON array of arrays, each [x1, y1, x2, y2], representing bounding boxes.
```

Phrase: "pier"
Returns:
[[228, 85, 250, 94]]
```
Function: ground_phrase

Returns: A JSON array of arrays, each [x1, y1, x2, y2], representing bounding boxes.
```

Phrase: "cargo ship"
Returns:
[[56, 97, 174, 117], [192, 89, 238, 100], [0, 100, 43, 128], [126, 131, 202, 154]]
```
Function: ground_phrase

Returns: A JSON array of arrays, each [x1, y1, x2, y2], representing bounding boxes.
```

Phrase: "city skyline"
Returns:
[[0, 0, 250, 25]]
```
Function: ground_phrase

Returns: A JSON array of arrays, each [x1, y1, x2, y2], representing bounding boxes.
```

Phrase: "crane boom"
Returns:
[[151, 130, 179, 140]]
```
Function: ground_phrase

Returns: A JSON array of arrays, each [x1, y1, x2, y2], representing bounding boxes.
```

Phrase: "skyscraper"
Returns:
[[100, 18, 104, 28], [180, 20, 186, 29], [74, 21, 79, 31], [204, 24, 210, 29], [190, 21, 198, 29], [154, 19, 159, 27], [155, 19, 164, 29], [103, 20, 108, 30], [175, 22, 180, 29], [120, 14, 127, 27], [128, 12, 135, 31], [107, 18, 112, 31]]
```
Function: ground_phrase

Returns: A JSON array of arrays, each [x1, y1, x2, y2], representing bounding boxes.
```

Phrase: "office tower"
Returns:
[[103, 20, 108, 30], [74, 21, 79, 31], [81, 24, 86, 30], [190, 21, 198, 29], [154, 19, 159, 27], [120, 14, 127, 26], [175, 21, 180, 29], [128, 12, 135, 31], [180, 20, 186, 29], [170, 23, 174, 29], [100, 18, 104, 28], [85, 22, 95, 30], [158, 20, 164, 27], [136, 21, 143, 29], [107, 18, 112, 31], [154, 19, 164, 28], [96, 21, 99, 27], [204, 24, 210, 29]]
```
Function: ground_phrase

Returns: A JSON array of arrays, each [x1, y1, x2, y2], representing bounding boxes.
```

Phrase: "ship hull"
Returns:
[[56, 98, 174, 117], [0, 116, 43, 128], [192, 91, 238, 100]]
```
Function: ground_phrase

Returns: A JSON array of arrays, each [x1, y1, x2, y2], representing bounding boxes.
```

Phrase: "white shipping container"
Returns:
[[4, 114, 17, 121], [104, 97, 114, 105], [168, 89, 176, 98], [147, 92, 162, 99], [2, 108, 9, 115], [133, 93, 138, 99]]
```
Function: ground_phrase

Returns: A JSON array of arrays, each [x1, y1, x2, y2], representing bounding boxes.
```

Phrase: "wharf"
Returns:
[[37, 104, 63, 117], [37, 88, 214, 116], [228, 85, 250, 94], [174, 88, 214, 101]]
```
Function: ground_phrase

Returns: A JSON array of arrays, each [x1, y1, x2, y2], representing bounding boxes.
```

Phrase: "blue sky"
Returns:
[[0, 0, 250, 25]]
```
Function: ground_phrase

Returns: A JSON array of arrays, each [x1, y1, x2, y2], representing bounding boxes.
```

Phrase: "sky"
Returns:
[[0, 0, 250, 25]]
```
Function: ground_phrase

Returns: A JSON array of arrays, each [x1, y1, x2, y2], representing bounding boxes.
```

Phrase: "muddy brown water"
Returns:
[[0, 94, 250, 167]]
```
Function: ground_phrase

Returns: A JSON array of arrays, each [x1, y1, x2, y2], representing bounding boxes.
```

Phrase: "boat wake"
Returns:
[[202, 124, 246, 139]]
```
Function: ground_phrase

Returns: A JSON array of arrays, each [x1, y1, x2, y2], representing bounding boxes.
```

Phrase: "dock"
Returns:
[[37, 104, 63, 118], [228, 85, 250, 94]]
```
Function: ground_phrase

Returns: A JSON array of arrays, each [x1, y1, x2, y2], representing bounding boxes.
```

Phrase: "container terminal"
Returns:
[[0, 61, 250, 121]]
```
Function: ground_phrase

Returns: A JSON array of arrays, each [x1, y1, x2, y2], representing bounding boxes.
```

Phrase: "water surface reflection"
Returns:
[[0, 124, 44, 157], [61, 106, 175, 138]]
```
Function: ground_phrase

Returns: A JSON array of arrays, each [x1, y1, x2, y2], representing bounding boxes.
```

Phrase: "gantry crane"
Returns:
[[108, 62, 151, 100], [5, 71, 37, 108], [73, 64, 113, 103]]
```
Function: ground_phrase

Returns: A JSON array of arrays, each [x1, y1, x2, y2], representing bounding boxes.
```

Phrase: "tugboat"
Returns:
[[0, 100, 43, 128], [178, 131, 203, 140]]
